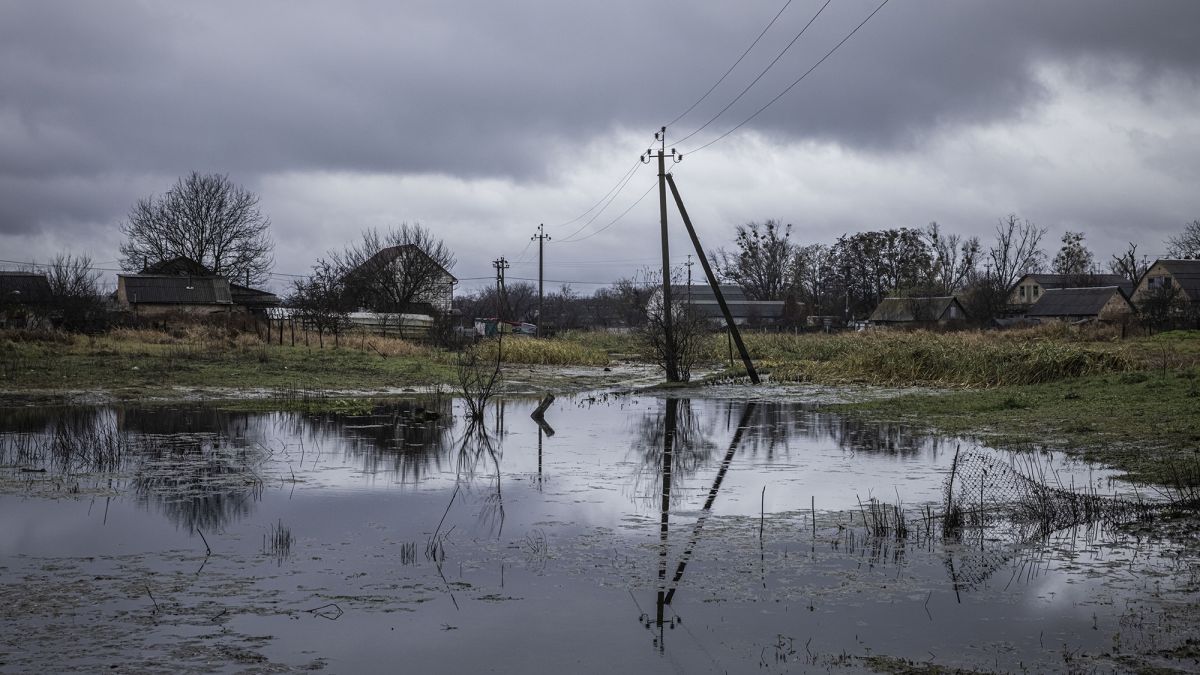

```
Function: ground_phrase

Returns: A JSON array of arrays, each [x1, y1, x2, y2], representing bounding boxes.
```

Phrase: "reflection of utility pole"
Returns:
[[492, 256, 510, 321], [665, 401, 756, 605], [642, 127, 682, 382], [656, 398, 678, 643], [532, 224, 550, 337]]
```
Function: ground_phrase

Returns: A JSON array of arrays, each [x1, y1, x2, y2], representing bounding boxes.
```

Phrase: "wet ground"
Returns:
[[1, 393, 1198, 673]]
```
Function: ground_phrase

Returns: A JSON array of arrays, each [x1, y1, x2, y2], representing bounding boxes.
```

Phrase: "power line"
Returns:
[[557, 178, 658, 244], [554, 160, 647, 242], [681, 0, 893, 157], [664, 0, 795, 129], [671, 0, 833, 148], [551, 157, 644, 229]]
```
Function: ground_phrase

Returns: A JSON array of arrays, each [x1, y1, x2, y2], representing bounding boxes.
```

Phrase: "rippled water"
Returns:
[[0, 395, 1195, 673]]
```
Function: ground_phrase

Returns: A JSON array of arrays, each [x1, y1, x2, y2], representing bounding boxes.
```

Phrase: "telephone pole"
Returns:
[[492, 256, 510, 321], [642, 127, 682, 382], [532, 224, 551, 337], [685, 254, 694, 303]]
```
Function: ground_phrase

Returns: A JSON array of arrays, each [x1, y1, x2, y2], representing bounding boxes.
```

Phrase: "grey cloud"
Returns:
[[2, 0, 1199, 271]]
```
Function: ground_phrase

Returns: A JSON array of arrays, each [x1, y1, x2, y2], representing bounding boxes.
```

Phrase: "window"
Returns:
[[1033, 285, 1040, 297], [1019, 286, 1026, 299]]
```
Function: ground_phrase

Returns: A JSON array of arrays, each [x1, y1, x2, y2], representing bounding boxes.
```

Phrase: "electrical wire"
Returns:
[[554, 161, 647, 242], [671, 0, 833, 148], [681, 0, 893, 157], [551, 156, 644, 229], [557, 178, 658, 244], [664, 0, 794, 129]]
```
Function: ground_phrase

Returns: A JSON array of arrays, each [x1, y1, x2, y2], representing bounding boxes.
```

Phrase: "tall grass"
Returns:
[[751, 330, 1131, 387], [473, 336, 609, 366]]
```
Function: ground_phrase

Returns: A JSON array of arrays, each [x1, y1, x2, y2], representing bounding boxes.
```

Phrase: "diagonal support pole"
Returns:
[[665, 173, 760, 383]]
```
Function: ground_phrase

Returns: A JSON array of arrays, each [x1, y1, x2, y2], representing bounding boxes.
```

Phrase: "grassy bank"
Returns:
[[832, 368, 1200, 484]]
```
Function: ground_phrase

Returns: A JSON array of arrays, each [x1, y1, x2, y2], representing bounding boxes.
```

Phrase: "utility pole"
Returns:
[[642, 127, 682, 382], [532, 224, 550, 337], [685, 254, 694, 303], [492, 256, 510, 322]]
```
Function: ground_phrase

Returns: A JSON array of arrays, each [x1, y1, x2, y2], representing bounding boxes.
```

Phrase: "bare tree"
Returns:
[[334, 224, 455, 315], [1166, 219, 1200, 259], [988, 214, 1046, 290], [711, 220, 797, 300], [45, 253, 104, 331], [120, 172, 274, 285], [923, 222, 980, 295], [1109, 242, 1149, 283], [289, 259, 352, 348]]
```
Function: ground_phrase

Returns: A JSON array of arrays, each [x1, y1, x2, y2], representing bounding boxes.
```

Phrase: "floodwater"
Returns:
[[1, 395, 1197, 673]]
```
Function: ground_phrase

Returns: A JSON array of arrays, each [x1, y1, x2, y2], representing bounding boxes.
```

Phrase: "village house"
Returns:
[[1129, 259, 1200, 326], [1131, 259, 1200, 307], [0, 271, 53, 328], [342, 244, 457, 316], [868, 296, 968, 328], [1024, 286, 1134, 323], [115, 257, 280, 317], [1007, 273, 1131, 307], [650, 284, 787, 326]]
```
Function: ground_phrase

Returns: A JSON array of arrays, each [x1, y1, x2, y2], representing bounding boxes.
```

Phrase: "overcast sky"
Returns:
[[3, 0, 1199, 294]]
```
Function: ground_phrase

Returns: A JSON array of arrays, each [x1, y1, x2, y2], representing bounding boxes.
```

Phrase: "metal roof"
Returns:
[[869, 296, 965, 323], [1151, 259, 1200, 301], [1012, 273, 1134, 297], [121, 275, 233, 305], [1026, 286, 1130, 318], [0, 272, 52, 303]]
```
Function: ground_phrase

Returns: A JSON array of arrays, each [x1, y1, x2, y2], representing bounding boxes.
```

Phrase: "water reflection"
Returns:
[[296, 399, 453, 481], [631, 399, 719, 505], [641, 400, 760, 649]]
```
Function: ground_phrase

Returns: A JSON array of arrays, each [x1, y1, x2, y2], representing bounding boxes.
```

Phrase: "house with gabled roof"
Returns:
[[117, 257, 280, 317], [342, 244, 457, 315], [0, 271, 53, 328], [1131, 259, 1200, 306], [1008, 273, 1131, 307], [868, 296, 967, 327], [1025, 286, 1134, 322], [1130, 259, 1200, 326]]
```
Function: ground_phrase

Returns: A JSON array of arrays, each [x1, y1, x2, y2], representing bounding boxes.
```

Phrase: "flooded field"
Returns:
[[1, 394, 1198, 673]]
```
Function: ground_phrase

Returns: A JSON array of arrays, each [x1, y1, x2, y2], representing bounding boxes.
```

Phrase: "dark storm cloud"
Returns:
[[1, 0, 1198, 264], [4, 1, 1199, 181]]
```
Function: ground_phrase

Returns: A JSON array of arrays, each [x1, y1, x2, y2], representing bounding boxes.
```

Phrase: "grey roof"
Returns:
[[352, 244, 457, 283], [670, 284, 749, 302], [121, 275, 233, 305], [1014, 273, 1133, 296], [1026, 286, 1130, 318], [230, 283, 281, 307], [668, 285, 784, 320], [0, 272, 52, 303], [869, 296, 965, 323], [1151, 259, 1200, 301]]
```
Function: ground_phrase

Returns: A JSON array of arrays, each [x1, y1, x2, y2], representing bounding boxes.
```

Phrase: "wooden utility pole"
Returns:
[[643, 127, 682, 382], [685, 254, 694, 303], [665, 173, 760, 383], [492, 256, 510, 322], [532, 224, 550, 337]]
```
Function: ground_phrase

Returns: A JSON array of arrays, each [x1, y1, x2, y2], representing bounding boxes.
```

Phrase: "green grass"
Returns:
[[0, 328, 455, 396], [832, 367, 1200, 485]]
